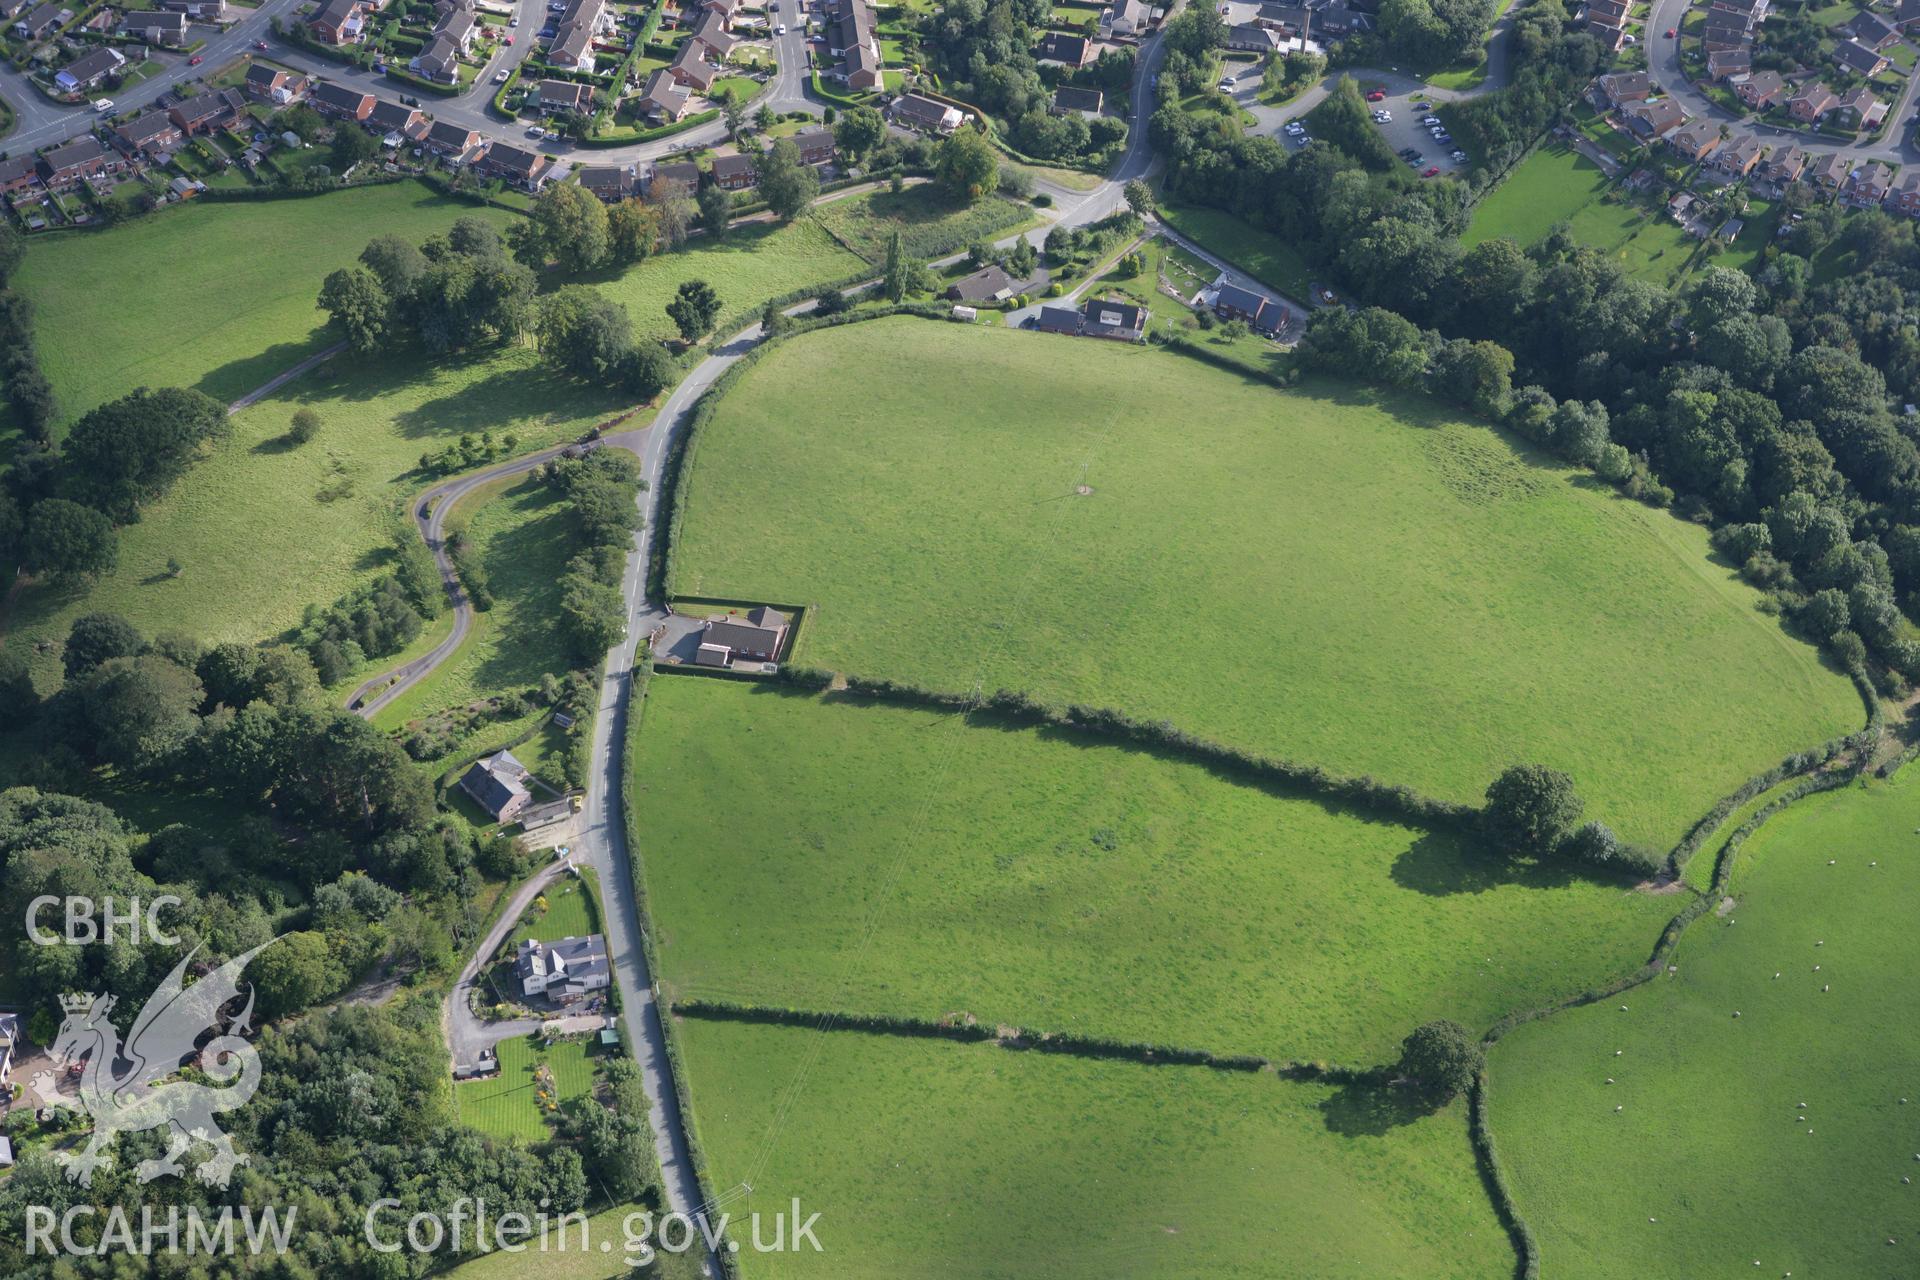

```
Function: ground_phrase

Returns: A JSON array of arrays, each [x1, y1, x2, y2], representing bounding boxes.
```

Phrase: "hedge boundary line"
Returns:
[[671, 998, 1378, 1082], [1469, 1069, 1540, 1280]]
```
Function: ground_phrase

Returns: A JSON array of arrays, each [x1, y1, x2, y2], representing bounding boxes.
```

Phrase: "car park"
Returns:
[[1450, 149, 1467, 160], [1422, 115, 1440, 125]]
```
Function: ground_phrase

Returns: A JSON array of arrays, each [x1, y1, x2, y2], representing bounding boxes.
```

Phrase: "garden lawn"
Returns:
[[634, 677, 1677, 1062], [519, 868, 601, 945], [676, 1018, 1514, 1278], [669, 318, 1861, 850], [1156, 200, 1314, 299], [1485, 773, 1920, 1280], [805, 184, 1028, 262], [11, 181, 516, 431], [588, 217, 865, 342], [455, 1034, 599, 1142], [8, 345, 628, 693]]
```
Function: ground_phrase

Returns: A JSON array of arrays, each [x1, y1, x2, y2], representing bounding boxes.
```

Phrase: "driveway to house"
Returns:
[[1645, 0, 1920, 165], [445, 856, 569, 1073]]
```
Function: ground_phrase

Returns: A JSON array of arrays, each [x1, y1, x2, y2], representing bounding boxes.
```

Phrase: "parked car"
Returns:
[[1422, 166, 1440, 177], [527, 124, 545, 138], [1284, 121, 1304, 134], [188, 53, 202, 64], [255, 39, 268, 49], [509, 13, 519, 23], [1422, 115, 1440, 124], [1413, 100, 1432, 110], [504, 33, 513, 42], [494, 67, 509, 82], [92, 98, 114, 113], [1366, 88, 1386, 101], [1664, 25, 1674, 35], [1450, 149, 1467, 160], [776, 21, 786, 31]]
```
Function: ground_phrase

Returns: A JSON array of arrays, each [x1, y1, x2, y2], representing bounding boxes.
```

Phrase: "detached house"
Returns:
[[244, 62, 306, 103], [668, 40, 717, 92], [54, 46, 125, 93], [1788, 82, 1839, 123], [1052, 85, 1103, 117], [1841, 9, 1900, 49], [887, 92, 963, 133], [1900, 0, 1920, 33], [515, 934, 610, 1002], [459, 749, 532, 823], [1623, 97, 1684, 138], [1705, 47, 1749, 80], [793, 125, 834, 165], [1735, 69, 1784, 109], [1834, 38, 1889, 78], [168, 87, 244, 135], [647, 159, 699, 196], [1081, 297, 1148, 341], [1807, 150, 1851, 189], [1846, 160, 1892, 207], [367, 97, 425, 137], [1667, 119, 1722, 162], [1758, 142, 1804, 184], [945, 264, 1020, 304], [477, 142, 553, 190], [1594, 69, 1652, 107], [1713, 132, 1761, 176], [825, 0, 881, 90], [410, 33, 463, 83], [424, 119, 483, 157], [0, 154, 38, 196], [1889, 167, 1920, 216], [1213, 281, 1281, 334], [575, 162, 638, 200], [1836, 85, 1884, 128], [535, 78, 595, 115], [121, 9, 188, 43], [309, 0, 365, 44], [634, 68, 689, 121], [12, 2, 67, 40], [711, 151, 755, 189], [1033, 30, 1093, 66], [1099, 0, 1149, 37], [694, 607, 790, 666], [688, 8, 735, 59]]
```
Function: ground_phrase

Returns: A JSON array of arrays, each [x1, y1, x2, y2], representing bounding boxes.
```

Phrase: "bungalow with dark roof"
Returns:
[[477, 141, 553, 189], [711, 151, 755, 189], [1834, 38, 1889, 77], [54, 46, 125, 93], [576, 163, 639, 200], [1227, 20, 1279, 50], [121, 9, 188, 43], [694, 607, 790, 666], [516, 934, 609, 1001], [459, 749, 532, 823], [1035, 305, 1082, 334], [1666, 119, 1721, 162], [167, 87, 244, 135], [1788, 82, 1839, 122], [311, 80, 376, 120], [887, 92, 963, 133], [12, 2, 67, 40], [1736, 69, 1784, 109], [1052, 85, 1103, 117], [309, 0, 365, 43], [1841, 8, 1900, 48], [1081, 297, 1148, 341], [794, 126, 834, 165], [536, 78, 595, 115], [946, 264, 1020, 303], [1846, 160, 1892, 208], [1033, 30, 1094, 66], [39, 135, 119, 188], [161, 0, 225, 15], [113, 109, 184, 156]]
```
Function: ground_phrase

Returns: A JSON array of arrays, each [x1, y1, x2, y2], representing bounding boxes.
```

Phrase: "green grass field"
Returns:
[[634, 676, 1676, 1062], [1464, 144, 1704, 286], [1157, 200, 1315, 299], [669, 318, 1861, 849], [806, 184, 1029, 262], [443, 1201, 708, 1280], [8, 345, 628, 693], [677, 1018, 1513, 1278], [1486, 774, 1920, 1279], [455, 1033, 600, 1142], [11, 182, 516, 429]]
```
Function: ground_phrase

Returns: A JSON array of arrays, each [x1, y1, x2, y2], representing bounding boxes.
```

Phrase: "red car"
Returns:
[[1422, 166, 1440, 177], [1665, 26, 1674, 35], [188, 53, 202, 64], [255, 39, 268, 49], [504, 33, 512, 42], [1366, 89, 1386, 102]]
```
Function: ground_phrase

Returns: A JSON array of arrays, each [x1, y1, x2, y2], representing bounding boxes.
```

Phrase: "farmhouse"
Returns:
[[793, 126, 834, 165], [1081, 297, 1148, 341], [1705, 47, 1749, 79], [459, 749, 533, 823], [54, 46, 126, 93], [575, 162, 639, 199], [536, 78, 595, 115], [476, 141, 554, 190], [825, 0, 882, 90], [1834, 38, 1889, 77], [1788, 82, 1838, 122], [309, 0, 365, 44], [112, 109, 184, 155], [168, 87, 245, 135], [1033, 30, 1094, 66], [1622, 97, 1683, 137], [1667, 120, 1721, 162], [310, 80, 376, 120], [120, 9, 188, 42], [39, 135, 119, 188], [946, 263, 1020, 303], [711, 151, 755, 190], [635, 67, 690, 121], [694, 607, 790, 666], [1735, 69, 1784, 109], [887, 92, 963, 133], [515, 933, 610, 1002], [1213, 280, 1281, 333]]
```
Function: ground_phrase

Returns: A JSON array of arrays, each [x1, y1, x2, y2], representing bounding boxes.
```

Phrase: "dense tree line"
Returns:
[[319, 216, 538, 356], [545, 449, 645, 661]]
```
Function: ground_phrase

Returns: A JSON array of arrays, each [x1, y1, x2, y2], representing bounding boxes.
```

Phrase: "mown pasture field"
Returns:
[[11, 182, 516, 429], [677, 1017, 1513, 1278], [633, 676, 1676, 1062], [805, 184, 1029, 262], [668, 318, 1861, 849], [1486, 775, 1920, 1279], [8, 346, 627, 692]]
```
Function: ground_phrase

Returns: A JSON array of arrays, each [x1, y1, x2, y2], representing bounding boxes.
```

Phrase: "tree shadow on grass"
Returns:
[[1317, 1077, 1440, 1136], [194, 331, 333, 407], [1391, 832, 1589, 897]]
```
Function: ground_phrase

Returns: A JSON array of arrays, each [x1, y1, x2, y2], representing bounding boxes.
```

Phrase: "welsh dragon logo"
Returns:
[[30, 941, 274, 1189]]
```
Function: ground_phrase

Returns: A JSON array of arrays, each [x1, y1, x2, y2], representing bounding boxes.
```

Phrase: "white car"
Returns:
[[1422, 115, 1440, 124], [92, 98, 114, 113], [527, 124, 546, 138], [1218, 76, 1237, 89], [494, 68, 509, 82], [1374, 111, 1392, 122], [776, 20, 785, 31], [1284, 123, 1304, 134]]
